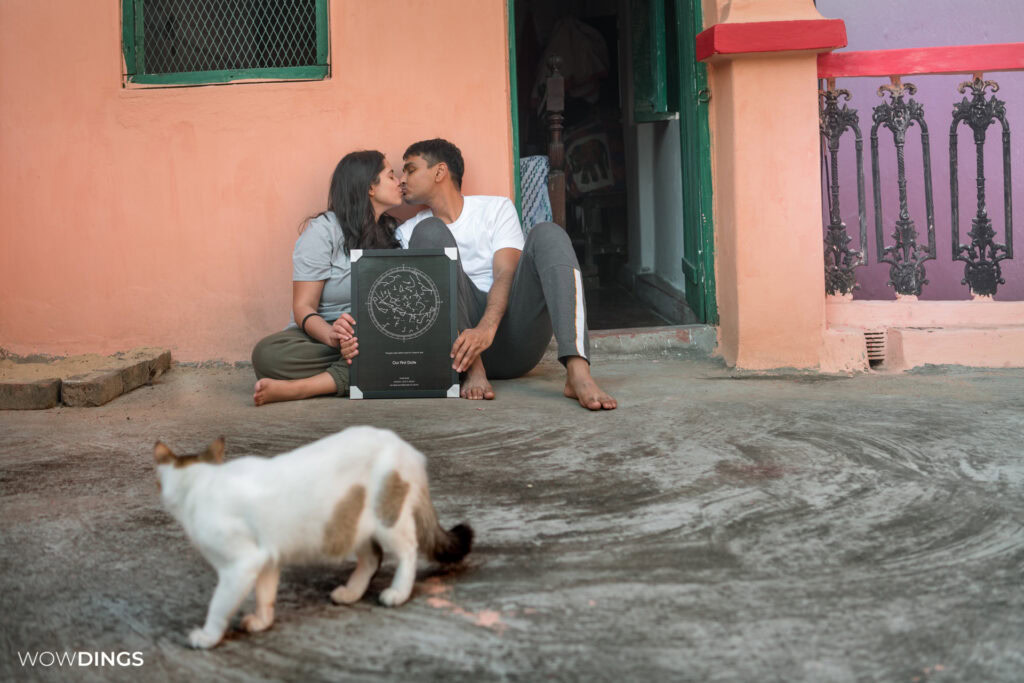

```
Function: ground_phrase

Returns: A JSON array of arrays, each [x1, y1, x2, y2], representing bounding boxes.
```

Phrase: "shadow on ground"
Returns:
[[2, 350, 1022, 681]]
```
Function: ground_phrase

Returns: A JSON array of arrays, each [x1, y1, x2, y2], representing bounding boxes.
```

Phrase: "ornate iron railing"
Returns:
[[950, 76, 1014, 295], [817, 43, 1023, 298], [819, 83, 866, 295]]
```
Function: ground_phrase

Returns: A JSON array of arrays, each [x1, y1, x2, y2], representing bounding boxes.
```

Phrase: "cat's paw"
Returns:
[[240, 613, 273, 633], [188, 627, 222, 649], [330, 586, 366, 605], [378, 588, 410, 607]]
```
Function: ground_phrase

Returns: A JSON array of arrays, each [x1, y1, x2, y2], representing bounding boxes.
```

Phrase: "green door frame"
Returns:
[[507, 0, 522, 217], [506, 0, 716, 323], [675, 0, 717, 324]]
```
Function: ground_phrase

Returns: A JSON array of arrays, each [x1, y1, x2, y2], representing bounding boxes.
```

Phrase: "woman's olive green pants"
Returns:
[[251, 328, 349, 396]]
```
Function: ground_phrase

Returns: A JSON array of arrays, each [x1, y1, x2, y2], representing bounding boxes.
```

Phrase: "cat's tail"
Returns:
[[415, 496, 473, 564], [432, 523, 474, 564]]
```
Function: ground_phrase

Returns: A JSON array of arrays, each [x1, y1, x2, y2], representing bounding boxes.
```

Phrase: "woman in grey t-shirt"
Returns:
[[251, 151, 403, 405]]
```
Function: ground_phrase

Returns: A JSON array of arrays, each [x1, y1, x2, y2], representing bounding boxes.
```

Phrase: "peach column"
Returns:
[[699, 2, 845, 369]]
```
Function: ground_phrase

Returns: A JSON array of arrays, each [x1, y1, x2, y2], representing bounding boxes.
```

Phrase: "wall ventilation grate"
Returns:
[[864, 330, 886, 368]]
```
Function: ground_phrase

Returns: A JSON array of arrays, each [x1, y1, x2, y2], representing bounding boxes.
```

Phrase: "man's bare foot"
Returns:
[[564, 357, 617, 411], [460, 360, 495, 400], [253, 372, 337, 406]]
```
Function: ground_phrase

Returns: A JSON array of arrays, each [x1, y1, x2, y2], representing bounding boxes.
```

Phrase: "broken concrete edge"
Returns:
[[61, 370, 124, 407], [61, 350, 172, 407], [0, 378, 62, 410], [0, 349, 173, 409]]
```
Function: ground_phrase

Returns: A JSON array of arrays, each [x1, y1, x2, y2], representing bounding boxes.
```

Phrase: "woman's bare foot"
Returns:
[[253, 373, 337, 406], [564, 357, 617, 411], [460, 358, 495, 400]]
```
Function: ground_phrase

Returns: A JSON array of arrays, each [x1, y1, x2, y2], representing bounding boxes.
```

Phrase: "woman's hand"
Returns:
[[324, 328, 342, 349], [333, 313, 357, 341], [340, 336, 359, 364]]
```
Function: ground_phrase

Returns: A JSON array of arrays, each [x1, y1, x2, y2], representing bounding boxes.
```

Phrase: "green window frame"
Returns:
[[631, 0, 678, 122], [121, 0, 329, 86]]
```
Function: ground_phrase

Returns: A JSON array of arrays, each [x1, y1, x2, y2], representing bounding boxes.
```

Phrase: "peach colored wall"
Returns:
[[715, 0, 825, 23], [707, 51, 827, 369], [0, 1, 514, 362], [823, 299, 1024, 372], [702, 0, 850, 370], [827, 299, 1024, 329]]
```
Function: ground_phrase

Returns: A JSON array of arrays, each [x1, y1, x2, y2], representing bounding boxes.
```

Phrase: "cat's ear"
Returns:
[[201, 437, 225, 464], [154, 441, 176, 465]]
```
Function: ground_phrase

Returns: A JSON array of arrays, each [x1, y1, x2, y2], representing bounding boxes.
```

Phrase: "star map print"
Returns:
[[366, 266, 441, 341]]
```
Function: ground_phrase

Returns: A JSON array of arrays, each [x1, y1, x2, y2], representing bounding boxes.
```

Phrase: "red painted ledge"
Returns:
[[818, 43, 1024, 79], [696, 19, 847, 62]]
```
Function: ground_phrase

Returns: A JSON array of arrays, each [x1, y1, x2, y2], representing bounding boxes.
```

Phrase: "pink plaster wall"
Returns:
[[0, 1, 514, 362]]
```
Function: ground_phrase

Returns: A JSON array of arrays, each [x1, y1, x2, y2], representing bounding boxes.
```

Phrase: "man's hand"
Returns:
[[333, 313, 356, 341], [449, 247, 518, 373], [451, 325, 496, 373]]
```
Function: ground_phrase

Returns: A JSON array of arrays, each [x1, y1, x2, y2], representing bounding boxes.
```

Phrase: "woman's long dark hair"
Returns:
[[308, 150, 399, 255]]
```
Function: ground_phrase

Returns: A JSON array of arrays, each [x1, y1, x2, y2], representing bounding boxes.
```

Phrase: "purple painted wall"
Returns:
[[817, 0, 1023, 300]]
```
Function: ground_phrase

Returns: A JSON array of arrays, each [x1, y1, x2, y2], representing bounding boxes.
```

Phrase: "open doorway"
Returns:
[[512, 0, 713, 329]]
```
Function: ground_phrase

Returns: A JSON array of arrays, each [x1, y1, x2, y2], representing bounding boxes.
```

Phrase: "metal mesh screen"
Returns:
[[141, 0, 318, 74]]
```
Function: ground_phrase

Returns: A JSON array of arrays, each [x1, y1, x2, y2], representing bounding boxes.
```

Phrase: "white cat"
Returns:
[[153, 425, 473, 649]]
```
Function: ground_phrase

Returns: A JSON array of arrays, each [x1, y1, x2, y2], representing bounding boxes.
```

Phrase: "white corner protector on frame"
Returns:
[[445, 247, 458, 261], [350, 386, 363, 399], [447, 384, 460, 398], [350, 249, 362, 262]]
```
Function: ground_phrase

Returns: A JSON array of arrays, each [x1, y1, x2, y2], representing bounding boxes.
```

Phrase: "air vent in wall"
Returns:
[[864, 330, 886, 368]]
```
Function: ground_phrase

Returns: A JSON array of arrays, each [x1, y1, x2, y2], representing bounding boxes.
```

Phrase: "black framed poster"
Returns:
[[349, 248, 459, 399]]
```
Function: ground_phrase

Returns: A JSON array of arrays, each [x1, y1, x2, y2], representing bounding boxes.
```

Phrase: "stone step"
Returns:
[[0, 349, 171, 410]]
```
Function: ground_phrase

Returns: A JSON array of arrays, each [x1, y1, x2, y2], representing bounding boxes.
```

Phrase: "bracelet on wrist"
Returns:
[[300, 312, 322, 335]]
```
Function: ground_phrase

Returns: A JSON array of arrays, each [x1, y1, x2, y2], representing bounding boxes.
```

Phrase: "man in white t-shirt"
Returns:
[[390, 138, 615, 410]]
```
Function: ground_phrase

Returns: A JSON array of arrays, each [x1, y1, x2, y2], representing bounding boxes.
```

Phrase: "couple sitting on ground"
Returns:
[[251, 138, 616, 411]]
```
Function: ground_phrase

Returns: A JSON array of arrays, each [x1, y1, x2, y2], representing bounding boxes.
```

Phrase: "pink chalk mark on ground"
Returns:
[[426, 597, 454, 609], [416, 579, 507, 634], [475, 610, 503, 629], [419, 577, 451, 597]]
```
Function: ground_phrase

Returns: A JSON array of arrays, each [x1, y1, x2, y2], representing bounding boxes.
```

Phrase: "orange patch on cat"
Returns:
[[376, 471, 409, 527], [154, 438, 224, 468], [412, 493, 439, 551], [322, 485, 366, 555], [154, 442, 175, 466]]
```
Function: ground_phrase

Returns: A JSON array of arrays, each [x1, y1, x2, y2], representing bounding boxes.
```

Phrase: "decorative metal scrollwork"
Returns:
[[950, 75, 1013, 296], [871, 78, 936, 296], [820, 82, 867, 295]]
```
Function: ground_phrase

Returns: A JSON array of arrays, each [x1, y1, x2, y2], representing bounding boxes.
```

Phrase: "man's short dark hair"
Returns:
[[404, 138, 464, 191]]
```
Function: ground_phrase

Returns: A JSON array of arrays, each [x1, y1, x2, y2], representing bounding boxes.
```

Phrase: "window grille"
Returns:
[[122, 0, 329, 85]]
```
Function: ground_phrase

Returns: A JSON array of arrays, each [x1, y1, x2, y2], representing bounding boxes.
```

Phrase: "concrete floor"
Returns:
[[1, 348, 1023, 682]]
